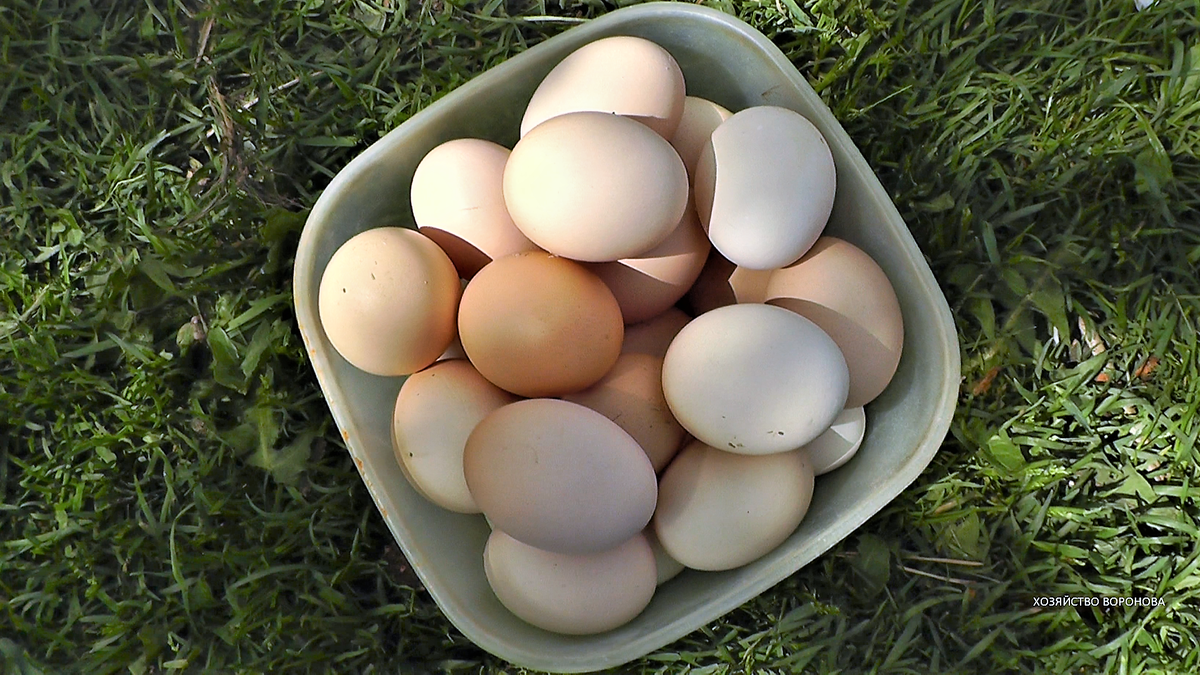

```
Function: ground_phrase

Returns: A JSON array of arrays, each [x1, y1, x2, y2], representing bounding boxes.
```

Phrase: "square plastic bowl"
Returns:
[[293, 3, 960, 672]]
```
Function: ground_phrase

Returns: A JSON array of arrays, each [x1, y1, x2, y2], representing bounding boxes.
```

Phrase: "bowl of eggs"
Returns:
[[293, 2, 960, 672]]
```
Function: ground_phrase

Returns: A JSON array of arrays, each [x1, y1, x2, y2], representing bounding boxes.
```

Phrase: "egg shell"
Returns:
[[587, 205, 710, 324], [765, 237, 904, 408], [463, 398, 657, 554], [683, 250, 772, 316], [643, 527, 685, 585], [669, 96, 732, 180], [391, 360, 518, 513], [504, 112, 689, 263], [662, 303, 849, 455], [563, 353, 686, 473], [693, 106, 836, 270], [317, 227, 458, 376], [803, 406, 866, 475], [458, 251, 623, 398], [484, 530, 657, 635], [520, 35, 685, 139], [411, 139, 539, 279], [621, 307, 691, 358], [654, 440, 815, 571]]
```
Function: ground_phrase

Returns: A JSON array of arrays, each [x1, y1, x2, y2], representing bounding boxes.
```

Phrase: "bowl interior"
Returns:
[[293, 3, 960, 672]]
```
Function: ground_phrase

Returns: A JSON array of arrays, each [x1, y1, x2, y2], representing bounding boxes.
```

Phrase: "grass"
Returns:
[[3, 0, 1200, 672]]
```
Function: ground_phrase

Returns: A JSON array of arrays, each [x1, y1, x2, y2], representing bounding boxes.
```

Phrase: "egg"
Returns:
[[669, 96, 731, 180], [317, 227, 458, 376], [563, 353, 686, 472], [654, 440, 815, 571], [803, 407, 866, 475], [463, 399, 657, 554], [693, 106, 836, 270], [458, 251, 623, 397], [683, 251, 772, 316], [484, 530, 656, 635], [520, 35, 686, 139], [764, 237, 904, 408], [504, 112, 689, 263], [587, 205, 710, 324], [644, 527, 685, 585], [410, 139, 539, 279], [391, 360, 518, 513], [622, 307, 691, 358], [662, 303, 849, 455]]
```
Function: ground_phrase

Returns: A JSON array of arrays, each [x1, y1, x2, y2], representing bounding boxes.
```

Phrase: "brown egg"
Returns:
[[458, 251, 623, 397], [586, 205, 710, 324], [504, 112, 689, 263], [765, 237, 904, 408], [683, 251, 772, 316], [669, 96, 732, 180], [520, 35, 686, 139], [621, 307, 691, 358], [317, 227, 458, 376], [564, 353, 686, 472], [464, 399, 658, 554]]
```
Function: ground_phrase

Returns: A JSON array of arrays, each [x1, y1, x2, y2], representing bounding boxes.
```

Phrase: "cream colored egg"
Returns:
[[765, 237, 904, 408], [683, 251, 772, 316], [484, 530, 656, 635], [411, 139, 539, 278], [622, 307, 691, 358], [564, 353, 686, 473], [391, 360, 518, 513], [317, 227, 459, 376], [803, 406, 866, 475], [694, 106, 836, 270], [504, 112, 689, 263], [644, 527, 685, 585], [669, 96, 732, 180], [587, 205, 710, 324], [662, 303, 849, 455], [654, 440, 815, 571], [463, 399, 657, 554], [520, 35, 685, 139]]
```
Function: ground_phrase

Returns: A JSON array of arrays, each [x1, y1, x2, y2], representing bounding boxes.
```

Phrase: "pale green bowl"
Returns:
[[293, 3, 960, 671]]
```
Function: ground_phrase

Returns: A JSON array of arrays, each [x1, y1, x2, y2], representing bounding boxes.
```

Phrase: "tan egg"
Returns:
[[669, 96, 732, 180], [622, 307, 691, 358], [683, 251, 773, 316], [564, 353, 685, 473], [654, 440, 815, 571], [694, 106, 836, 270], [317, 227, 458, 376], [411, 139, 539, 279], [463, 399, 657, 554], [765, 237, 904, 407], [520, 35, 685, 139], [391, 360, 518, 513], [586, 205, 710, 324], [662, 303, 848, 455], [803, 406, 866, 475], [504, 112, 689, 263], [484, 530, 656, 635], [643, 527, 685, 585], [458, 252, 623, 397]]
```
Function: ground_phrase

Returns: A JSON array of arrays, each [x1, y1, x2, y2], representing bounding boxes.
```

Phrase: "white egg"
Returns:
[[802, 406, 866, 475]]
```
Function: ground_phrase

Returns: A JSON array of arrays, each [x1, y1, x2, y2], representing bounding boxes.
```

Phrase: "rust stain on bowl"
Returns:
[[342, 429, 350, 441], [355, 457, 364, 471]]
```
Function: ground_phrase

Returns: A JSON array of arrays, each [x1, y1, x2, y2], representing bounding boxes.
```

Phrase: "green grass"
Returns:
[[3, 0, 1200, 672]]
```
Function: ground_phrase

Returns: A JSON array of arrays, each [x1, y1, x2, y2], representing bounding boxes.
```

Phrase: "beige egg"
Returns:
[[563, 353, 685, 473], [643, 527, 685, 585], [683, 251, 773, 316], [504, 112, 689, 263], [803, 406, 866, 475], [520, 35, 685, 139], [662, 303, 849, 455], [484, 530, 656, 635], [391, 360, 518, 513], [458, 252, 623, 398], [669, 96, 732, 180], [463, 399, 657, 554], [587, 205, 710, 324], [694, 106, 836, 270], [765, 237, 904, 408], [411, 139, 539, 279], [622, 307, 691, 358], [654, 440, 815, 571], [317, 227, 458, 376]]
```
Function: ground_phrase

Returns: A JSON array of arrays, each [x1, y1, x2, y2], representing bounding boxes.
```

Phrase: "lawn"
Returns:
[[3, 0, 1200, 672]]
